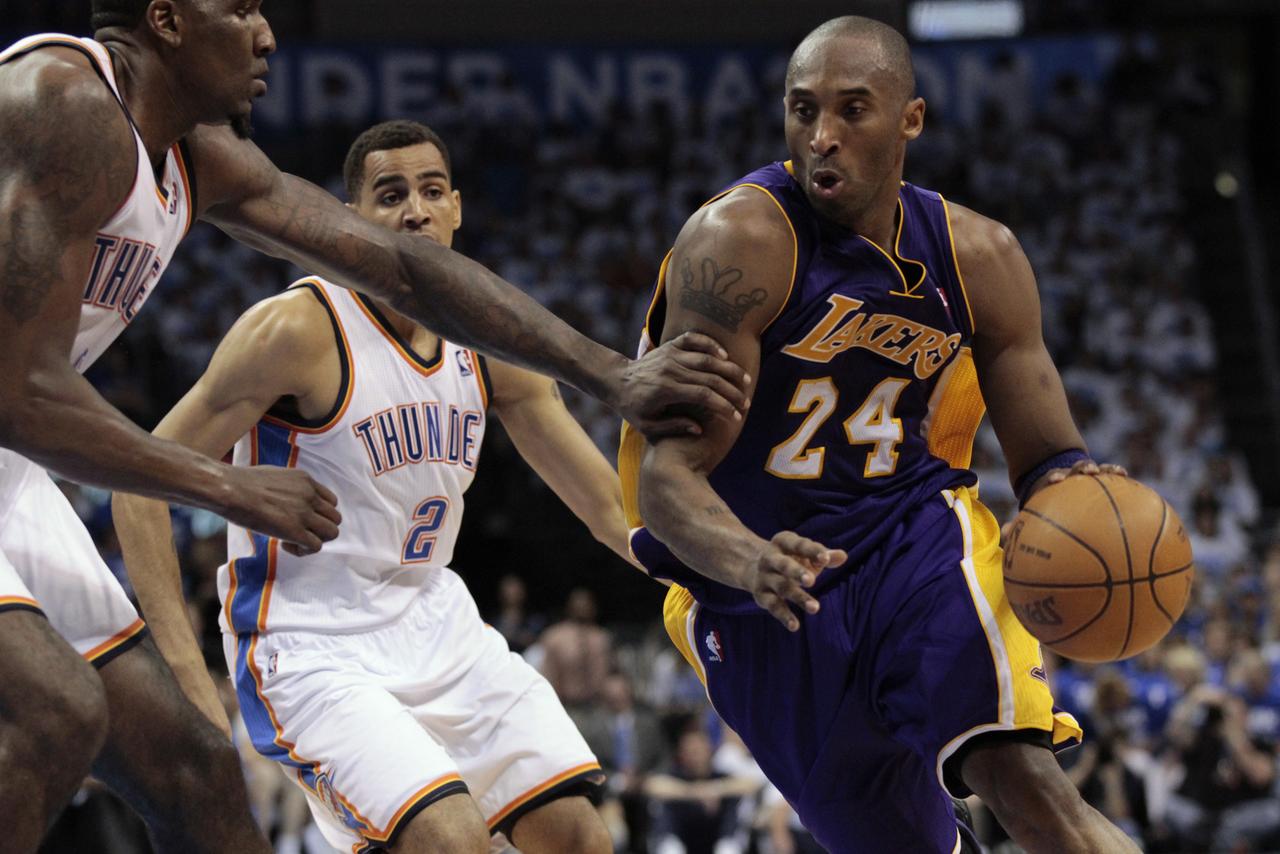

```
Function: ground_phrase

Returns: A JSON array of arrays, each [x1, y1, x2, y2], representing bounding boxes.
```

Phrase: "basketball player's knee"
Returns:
[[394, 798, 489, 854], [171, 724, 242, 795], [31, 666, 109, 764], [511, 799, 611, 854], [556, 811, 612, 854], [961, 740, 1091, 846]]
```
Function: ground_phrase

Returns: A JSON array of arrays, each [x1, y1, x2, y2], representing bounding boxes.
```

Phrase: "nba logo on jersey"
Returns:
[[705, 629, 724, 663], [455, 349, 474, 377]]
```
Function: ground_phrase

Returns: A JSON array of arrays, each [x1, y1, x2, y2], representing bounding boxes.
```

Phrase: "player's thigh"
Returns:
[[417, 635, 604, 837], [871, 488, 1080, 797], [90, 635, 240, 801], [958, 738, 1093, 836], [0, 592, 107, 758], [0, 457, 144, 662], [508, 795, 610, 854], [228, 630, 472, 852]]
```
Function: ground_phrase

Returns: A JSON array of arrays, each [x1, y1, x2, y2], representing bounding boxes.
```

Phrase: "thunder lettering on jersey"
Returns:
[[218, 279, 491, 635], [619, 162, 987, 612], [0, 34, 194, 373]]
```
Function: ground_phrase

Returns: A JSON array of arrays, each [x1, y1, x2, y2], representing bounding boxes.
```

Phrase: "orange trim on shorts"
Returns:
[[0, 595, 40, 609], [352, 773, 466, 852], [243, 634, 380, 832], [82, 617, 146, 662], [486, 761, 603, 830]]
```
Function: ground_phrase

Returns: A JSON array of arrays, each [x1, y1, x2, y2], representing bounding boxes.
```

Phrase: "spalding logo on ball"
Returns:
[[1002, 474, 1194, 663]]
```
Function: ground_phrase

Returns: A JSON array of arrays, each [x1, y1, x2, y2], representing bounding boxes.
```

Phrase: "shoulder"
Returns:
[[678, 184, 795, 252], [945, 201, 1039, 339], [946, 200, 1023, 273], [221, 283, 336, 363], [0, 47, 134, 206]]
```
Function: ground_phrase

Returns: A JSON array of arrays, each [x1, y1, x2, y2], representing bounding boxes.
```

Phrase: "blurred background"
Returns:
[[8, 0, 1280, 851]]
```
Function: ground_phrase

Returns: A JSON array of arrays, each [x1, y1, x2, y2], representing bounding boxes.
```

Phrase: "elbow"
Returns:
[[0, 371, 51, 452]]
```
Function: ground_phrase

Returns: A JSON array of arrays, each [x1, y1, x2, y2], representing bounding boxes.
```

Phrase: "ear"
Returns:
[[146, 0, 182, 49], [451, 190, 462, 231], [902, 97, 925, 142]]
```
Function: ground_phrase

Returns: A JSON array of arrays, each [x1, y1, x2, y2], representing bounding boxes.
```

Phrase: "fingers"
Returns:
[[1046, 459, 1126, 485], [309, 478, 342, 526], [643, 415, 704, 438], [670, 336, 752, 389], [771, 531, 844, 570], [756, 590, 802, 632]]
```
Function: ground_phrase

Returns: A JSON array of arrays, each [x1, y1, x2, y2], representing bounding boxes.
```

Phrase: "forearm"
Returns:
[[385, 236, 624, 401], [111, 492, 206, 674], [0, 363, 229, 510], [638, 447, 764, 590]]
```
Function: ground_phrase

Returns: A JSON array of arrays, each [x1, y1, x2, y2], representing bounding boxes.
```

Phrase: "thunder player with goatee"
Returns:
[[0, 3, 746, 851]]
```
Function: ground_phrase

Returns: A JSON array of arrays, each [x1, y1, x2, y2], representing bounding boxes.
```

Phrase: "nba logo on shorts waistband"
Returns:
[[705, 630, 723, 663], [267, 652, 279, 677]]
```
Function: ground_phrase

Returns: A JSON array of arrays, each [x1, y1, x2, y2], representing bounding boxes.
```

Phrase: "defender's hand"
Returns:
[[747, 532, 847, 632], [220, 466, 341, 556], [614, 332, 751, 438]]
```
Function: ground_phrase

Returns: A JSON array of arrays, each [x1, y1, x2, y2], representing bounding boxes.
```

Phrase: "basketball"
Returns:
[[1002, 474, 1194, 663]]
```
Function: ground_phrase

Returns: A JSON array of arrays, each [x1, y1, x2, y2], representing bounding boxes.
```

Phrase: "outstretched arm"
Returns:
[[636, 190, 845, 629], [113, 289, 340, 734], [0, 50, 334, 548], [187, 124, 749, 437], [488, 361, 638, 565]]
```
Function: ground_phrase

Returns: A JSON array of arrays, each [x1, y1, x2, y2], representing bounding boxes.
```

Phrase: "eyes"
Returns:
[[378, 186, 447, 207], [789, 101, 867, 121]]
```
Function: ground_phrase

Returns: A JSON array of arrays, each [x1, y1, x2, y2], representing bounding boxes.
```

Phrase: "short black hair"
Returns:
[[91, 0, 150, 31], [787, 15, 916, 103], [342, 120, 452, 201]]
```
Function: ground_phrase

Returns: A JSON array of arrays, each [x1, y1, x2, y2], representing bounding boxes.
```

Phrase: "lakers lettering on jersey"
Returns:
[[620, 162, 988, 611], [218, 279, 491, 636], [0, 34, 194, 373]]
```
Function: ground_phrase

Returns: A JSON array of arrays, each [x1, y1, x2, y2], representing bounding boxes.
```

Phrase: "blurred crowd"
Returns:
[[44, 32, 1280, 854]]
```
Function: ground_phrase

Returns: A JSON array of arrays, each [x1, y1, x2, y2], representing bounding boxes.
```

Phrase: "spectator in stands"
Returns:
[[644, 728, 761, 854], [491, 573, 547, 655], [539, 588, 614, 711]]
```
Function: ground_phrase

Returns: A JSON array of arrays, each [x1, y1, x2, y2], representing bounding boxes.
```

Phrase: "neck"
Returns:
[[373, 297, 437, 352], [98, 31, 197, 167]]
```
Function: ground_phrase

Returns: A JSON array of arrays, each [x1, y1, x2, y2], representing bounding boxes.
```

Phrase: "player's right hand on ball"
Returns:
[[222, 465, 341, 556], [748, 532, 846, 632]]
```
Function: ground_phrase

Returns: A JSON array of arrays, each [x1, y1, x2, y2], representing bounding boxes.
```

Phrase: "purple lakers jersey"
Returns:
[[620, 161, 988, 612]]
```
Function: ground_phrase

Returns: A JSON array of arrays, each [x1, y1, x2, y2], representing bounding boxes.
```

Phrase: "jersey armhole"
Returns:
[[261, 281, 354, 433], [938, 194, 977, 338], [474, 353, 494, 409]]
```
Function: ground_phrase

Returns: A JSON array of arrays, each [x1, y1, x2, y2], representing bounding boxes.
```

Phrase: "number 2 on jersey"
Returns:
[[402, 496, 450, 563], [765, 378, 909, 479]]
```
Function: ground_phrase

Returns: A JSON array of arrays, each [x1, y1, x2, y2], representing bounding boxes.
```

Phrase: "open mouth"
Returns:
[[810, 168, 844, 199]]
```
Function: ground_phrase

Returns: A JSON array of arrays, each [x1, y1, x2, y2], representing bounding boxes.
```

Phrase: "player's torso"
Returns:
[[219, 280, 491, 635], [624, 163, 987, 584], [0, 34, 193, 373]]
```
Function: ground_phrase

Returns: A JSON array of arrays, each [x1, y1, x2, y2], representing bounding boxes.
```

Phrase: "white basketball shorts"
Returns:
[[0, 449, 145, 664], [225, 566, 602, 852]]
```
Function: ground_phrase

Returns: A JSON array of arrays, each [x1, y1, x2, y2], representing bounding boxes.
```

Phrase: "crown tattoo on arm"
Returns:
[[677, 257, 767, 333]]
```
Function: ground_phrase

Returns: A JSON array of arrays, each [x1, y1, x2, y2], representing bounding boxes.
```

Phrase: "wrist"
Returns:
[[585, 350, 628, 412], [191, 457, 237, 515], [1015, 448, 1090, 507]]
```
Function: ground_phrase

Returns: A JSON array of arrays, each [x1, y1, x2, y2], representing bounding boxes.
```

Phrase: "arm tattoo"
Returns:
[[677, 257, 767, 333], [0, 74, 133, 325]]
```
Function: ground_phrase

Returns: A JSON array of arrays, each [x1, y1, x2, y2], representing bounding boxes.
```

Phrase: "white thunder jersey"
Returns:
[[0, 34, 194, 372], [219, 278, 490, 635]]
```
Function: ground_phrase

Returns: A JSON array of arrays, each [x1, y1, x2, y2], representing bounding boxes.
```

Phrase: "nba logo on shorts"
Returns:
[[705, 629, 724, 663], [267, 652, 279, 677], [456, 349, 474, 377]]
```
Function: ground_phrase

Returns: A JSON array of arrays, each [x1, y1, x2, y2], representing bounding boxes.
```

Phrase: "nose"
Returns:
[[809, 113, 840, 158], [402, 194, 430, 230], [255, 16, 277, 57]]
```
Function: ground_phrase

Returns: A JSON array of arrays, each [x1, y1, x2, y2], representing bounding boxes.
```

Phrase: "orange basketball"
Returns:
[[1002, 474, 1194, 663]]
